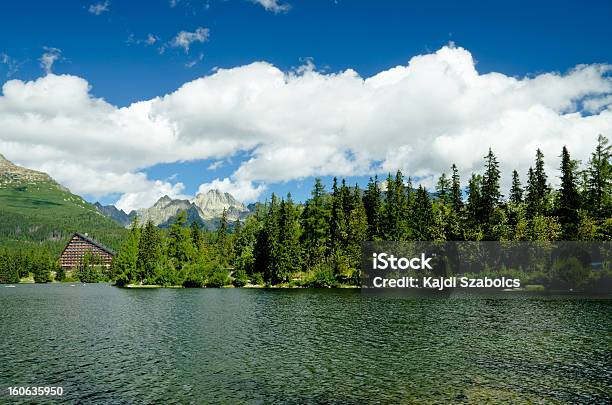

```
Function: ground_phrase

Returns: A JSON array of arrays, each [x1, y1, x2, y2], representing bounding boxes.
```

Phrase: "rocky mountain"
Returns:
[[193, 189, 249, 220], [94, 202, 135, 227], [0, 153, 54, 185], [116, 189, 251, 229], [0, 153, 127, 253], [135, 196, 201, 228]]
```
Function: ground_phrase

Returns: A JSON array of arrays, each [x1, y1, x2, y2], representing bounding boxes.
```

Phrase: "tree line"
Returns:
[[109, 136, 610, 287], [1, 136, 609, 286]]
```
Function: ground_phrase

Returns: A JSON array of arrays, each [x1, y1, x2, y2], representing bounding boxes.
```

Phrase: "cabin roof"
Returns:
[[68, 232, 116, 256]]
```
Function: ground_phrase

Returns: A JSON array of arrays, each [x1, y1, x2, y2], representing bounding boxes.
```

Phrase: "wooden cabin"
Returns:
[[59, 233, 115, 270]]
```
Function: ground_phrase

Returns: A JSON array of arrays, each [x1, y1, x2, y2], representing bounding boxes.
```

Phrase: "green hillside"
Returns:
[[0, 156, 127, 255]]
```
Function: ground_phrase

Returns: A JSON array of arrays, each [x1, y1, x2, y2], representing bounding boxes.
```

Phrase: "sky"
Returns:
[[0, 0, 611, 212]]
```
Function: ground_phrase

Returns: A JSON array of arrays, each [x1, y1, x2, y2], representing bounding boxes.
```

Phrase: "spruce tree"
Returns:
[[383, 173, 396, 240], [436, 172, 451, 204], [412, 186, 434, 240], [276, 194, 302, 283], [556, 146, 580, 239], [466, 173, 482, 222], [347, 186, 368, 280], [450, 164, 463, 210], [329, 177, 346, 253], [167, 210, 192, 268], [255, 194, 280, 283], [137, 220, 162, 284], [190, 221, 204, 253], [113, 216, 141, 286], [394, 171, 409, 240], [526, 149, 551, 216], [300, 179, 330, 270], [481, 148, 502, 219], [510, 170, 523, 204], [586, 134, 611, 218], [363, 176, 383, 240]]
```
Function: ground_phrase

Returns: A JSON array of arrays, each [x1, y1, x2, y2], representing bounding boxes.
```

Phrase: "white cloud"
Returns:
[[88, 1, 110, 15], [250, 0, 290, 13], [1, 45, 611, 210], [115, 180, 189, 213], [185, 53, 204, 68], [0, 53, 24, 77], [169, 27, 209, 54], [127, 33, 159, 46], [197, 178, 266, 202], [207, 160, 224, 170], [583, 95, 612, 113], [39, 47, 62, 74], [145, 34, 158, 45]]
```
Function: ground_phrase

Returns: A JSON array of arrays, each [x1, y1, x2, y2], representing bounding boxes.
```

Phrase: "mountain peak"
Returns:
[[0, 153, 53, 184], [193, 188, 247, 220]]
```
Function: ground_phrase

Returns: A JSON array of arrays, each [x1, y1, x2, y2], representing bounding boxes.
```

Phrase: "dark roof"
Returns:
[[73, 233, 116, 256]]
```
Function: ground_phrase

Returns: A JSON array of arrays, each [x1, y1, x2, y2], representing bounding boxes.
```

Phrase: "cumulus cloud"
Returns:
[[250, 0, 290, 13], [39, 47, 62, 74], [88, 1, 110, 15], [1, 45, 611, 211], [168, 27, 209, 54], [115, 180, 189, 213], [198, 178, 266, 202]]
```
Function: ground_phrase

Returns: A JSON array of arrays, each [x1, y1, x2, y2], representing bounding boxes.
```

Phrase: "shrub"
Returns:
[[232, 269, 248, 287], [251, 272, 264, 286]]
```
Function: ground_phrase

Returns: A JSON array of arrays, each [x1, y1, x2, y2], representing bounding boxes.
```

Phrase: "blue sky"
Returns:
[[1, 0, 611, 210]]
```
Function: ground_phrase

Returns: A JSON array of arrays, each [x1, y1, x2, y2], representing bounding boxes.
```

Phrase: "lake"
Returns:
[[0, 284, 610, 404]]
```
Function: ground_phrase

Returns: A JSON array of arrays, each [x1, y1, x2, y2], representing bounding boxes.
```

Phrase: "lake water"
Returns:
[[0, 284, 610, 404]]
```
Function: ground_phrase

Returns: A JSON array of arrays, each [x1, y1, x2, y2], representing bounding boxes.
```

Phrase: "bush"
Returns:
[[206, 268, 230, 287], [305, 262, 336, 288], [548, 257, 590, 290], [182, 262, 205, 288], [55, 266, 66, 282], [251, 272, 264, 286], [232, 269, 248, 287]]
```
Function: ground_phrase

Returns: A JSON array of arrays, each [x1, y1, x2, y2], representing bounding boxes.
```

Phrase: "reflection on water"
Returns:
[[0, 284, 610, 403]]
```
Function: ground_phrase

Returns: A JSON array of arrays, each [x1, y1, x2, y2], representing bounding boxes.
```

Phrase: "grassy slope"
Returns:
[[0, 180, 127, 255]]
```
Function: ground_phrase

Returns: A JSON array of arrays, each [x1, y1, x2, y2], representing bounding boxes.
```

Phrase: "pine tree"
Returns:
[[556, 146, 580, 239], [450, 164, 463, 210], [216, 208, 231, 266], [190, 221, 204, 253], [394, 171, 409, 240], [382, 173, 396, 240], [382, 171, 408, 240], [329, 177, 347, 253], [466, 173, 482, 223], [137, 220, 162, 284], [526, 149, 551, 216], [276, 194, 302, 284], [346, 186, 368, 280], [412, 186, 434, 240], [586, 134, 611, 218], [436, 172, 451, 204], [510, 170, 523, 204], [113, 216, 141, 286], [481, 148, 502, 219], [167, 210, 192, 268], [363, 176, 383, 240], [301, 179, 330, 270], [255, 194, 280, 283]]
